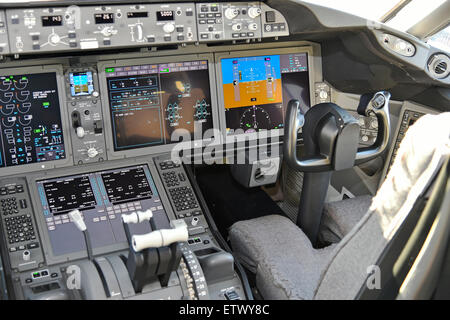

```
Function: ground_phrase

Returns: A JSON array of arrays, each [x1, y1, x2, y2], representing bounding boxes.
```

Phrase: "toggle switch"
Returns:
[[93, 120, 103, 134]]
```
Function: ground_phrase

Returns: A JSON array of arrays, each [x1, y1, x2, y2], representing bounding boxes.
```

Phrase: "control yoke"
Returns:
[[283, 91, 391, 246], [284, 91, 391, 172]]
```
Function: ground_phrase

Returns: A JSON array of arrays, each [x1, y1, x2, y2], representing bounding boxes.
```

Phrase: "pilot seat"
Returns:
[[229, 103, 450, 299]]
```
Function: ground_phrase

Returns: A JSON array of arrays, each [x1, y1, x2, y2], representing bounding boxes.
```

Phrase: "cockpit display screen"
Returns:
[[101, 166, 153, 204], [37, 165, 155, 216], [221, 53, 310, 134], [0, 72, 66, 168], [104, 60, 213, 151], [69, 71, 94, 96], [42, 176, 97, 215]]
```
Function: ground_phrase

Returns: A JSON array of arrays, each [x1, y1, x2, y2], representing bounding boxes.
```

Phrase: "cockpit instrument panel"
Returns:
[[219, 50, 311, 136], [102, 58, 214, 152], [36, 164, 166, 257], [69, 71, 95, 97], [0, 71, 66, 169]]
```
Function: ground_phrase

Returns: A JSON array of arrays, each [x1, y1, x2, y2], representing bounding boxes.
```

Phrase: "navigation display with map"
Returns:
[[104, 60, 213, 151], [221, 53, 310, 134]]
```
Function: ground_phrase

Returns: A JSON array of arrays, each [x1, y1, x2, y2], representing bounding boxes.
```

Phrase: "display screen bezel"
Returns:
[[216, 47, 315, 144], [97, 54, 219, 161], [0, 65, 73, 176]]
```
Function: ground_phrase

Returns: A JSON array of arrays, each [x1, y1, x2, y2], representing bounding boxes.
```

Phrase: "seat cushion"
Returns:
[[320, 195, 373, 243], [315, 113, 450, 299], [229, 215, 335, 299]]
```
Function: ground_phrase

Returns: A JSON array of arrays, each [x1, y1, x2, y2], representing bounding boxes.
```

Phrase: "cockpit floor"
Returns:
[[195, 165, 287, 240]]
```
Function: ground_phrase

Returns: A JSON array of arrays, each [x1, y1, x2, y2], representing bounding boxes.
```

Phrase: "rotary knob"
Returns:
[[48, 32, 60, 46], [135, 24, 144, 41], [232, 23, 243, 32], [87, 147, 99, 158], [76, 126, 85, 139], [248, 7, 261, 19], [248, 22, 258, 31], [319, 90, 328, 100], [163, 23, 175, 34], [225, 8, 239, 20], [101, 26, 114, 37], [370, 119, 378, 129]]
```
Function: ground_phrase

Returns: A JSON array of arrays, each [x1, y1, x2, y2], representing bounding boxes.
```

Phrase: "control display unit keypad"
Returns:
[[155, 156, 207, 236], [0, 179, 44, 272]]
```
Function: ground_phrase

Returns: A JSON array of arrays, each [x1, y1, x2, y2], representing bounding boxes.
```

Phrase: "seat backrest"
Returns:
[[313, 112, 450, 300]]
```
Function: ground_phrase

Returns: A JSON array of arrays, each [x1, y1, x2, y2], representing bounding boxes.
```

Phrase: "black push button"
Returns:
[[27, 242, 39, 249], [266, 11, 276, 23]]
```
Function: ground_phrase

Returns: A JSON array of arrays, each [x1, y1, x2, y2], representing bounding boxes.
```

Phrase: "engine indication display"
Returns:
[[0, 72, 66, 168], [221, 53, 310, 134], [104, 60, 213, 151]]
